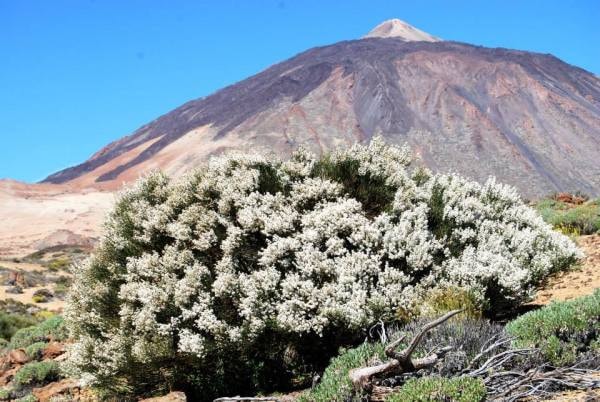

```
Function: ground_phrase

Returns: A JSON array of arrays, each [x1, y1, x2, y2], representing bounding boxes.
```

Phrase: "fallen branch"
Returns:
[[349, 309, 463, 390]]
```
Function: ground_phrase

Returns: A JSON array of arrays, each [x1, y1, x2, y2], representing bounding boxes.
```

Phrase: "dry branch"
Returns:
[[348, 309, 463, 390]]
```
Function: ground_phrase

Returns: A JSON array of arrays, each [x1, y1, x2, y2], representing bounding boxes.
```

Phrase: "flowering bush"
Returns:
[[65, 138, 580, 398]]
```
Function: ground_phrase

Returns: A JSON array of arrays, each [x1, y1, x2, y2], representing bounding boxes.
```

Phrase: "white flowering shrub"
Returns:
[[65, 138, 581, 398]]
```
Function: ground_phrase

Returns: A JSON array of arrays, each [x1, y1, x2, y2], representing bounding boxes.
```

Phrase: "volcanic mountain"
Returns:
[[2, 19, 600, 257], [42, 19, 600, 197]]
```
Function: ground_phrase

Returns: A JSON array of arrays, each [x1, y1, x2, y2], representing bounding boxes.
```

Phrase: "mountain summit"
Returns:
[[3, 19, 600, 257], [363, 19, 441, 42], [43, 31, 600, 198]]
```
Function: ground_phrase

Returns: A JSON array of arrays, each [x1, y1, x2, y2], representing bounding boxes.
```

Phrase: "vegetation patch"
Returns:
[[9, 316, 67, 349], [386, 376, 486, 402], [12, 360, 61, 389], [0, 313, 39, 343], [535, 195, 600, 235], [506, 289, 600, 365]]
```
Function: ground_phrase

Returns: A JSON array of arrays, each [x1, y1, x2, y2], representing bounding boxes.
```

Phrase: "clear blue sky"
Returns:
[[1, 0, 599, 182]]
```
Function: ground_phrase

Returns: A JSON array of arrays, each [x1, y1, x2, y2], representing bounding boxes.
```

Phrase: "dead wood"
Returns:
[[348, 309, 463, 390]]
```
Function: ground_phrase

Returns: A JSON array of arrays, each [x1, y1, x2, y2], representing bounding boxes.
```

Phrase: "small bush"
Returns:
[[47, 258, 70, 272], [0, 388, 10, 401], [506, 289, 600, 365], [12, 360, 61, 389], [32, 295, 46, 304], [423, 287, 483, 319], [9, 316, 67, 349], [536, 197, 600, 235], [302, 317, 504, 401], [298, 342, 384, 402], [24, 341, 48, 360], [386, 376, 486, 402], [0, 313, 39, 341]]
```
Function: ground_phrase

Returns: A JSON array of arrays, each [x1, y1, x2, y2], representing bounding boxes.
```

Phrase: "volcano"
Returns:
[[2, 19, 600, 257]]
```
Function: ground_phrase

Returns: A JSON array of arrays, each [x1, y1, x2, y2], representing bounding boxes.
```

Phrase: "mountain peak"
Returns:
[[363, 19, 441, 42]]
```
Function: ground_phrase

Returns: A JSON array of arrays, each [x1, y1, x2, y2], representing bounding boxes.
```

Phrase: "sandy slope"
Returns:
[[534, 234, 600, 304], [0, 180, 114, 258]]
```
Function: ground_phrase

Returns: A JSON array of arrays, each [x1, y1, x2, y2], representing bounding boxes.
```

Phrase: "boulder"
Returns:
[[5, 285, 23, 294], [32, 378, 79, 402], [42, 341, 65, 359], [5, 271, 25, 287], [8, 349, 29, 365]]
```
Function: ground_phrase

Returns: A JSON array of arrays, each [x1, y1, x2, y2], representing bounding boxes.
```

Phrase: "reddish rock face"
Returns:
[[41, 35, 600, 198], [42, 341, 66, 360], [7, 349, 29, 365], [32, 379, 79, 402]]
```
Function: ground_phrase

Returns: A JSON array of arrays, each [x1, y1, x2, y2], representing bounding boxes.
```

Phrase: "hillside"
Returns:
[[2, 19, 600, 257], [42, 20, 600, 198]]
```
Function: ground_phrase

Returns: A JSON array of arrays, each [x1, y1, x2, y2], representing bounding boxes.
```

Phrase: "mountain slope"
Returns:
[[42, 22, 600, 198]]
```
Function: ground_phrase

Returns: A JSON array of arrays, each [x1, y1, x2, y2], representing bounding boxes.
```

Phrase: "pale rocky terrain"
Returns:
[[0, 180, 113, 258]]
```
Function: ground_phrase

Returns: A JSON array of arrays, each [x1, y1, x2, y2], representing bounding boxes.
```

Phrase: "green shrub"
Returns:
[[423, 287, 483, 319], [9, 316, 67, 349], [24, 341, 48, 360], [31, 295, 46, 304], [47, 258, 70, 272], [386, 376, 486, 402], [0, 313, 39, 341], [536, 198, 600, 235], [506, 289, 600, 365], [299, 342, 384, 402], [12, 360, 61, 389], [0, 388, 10, 401]]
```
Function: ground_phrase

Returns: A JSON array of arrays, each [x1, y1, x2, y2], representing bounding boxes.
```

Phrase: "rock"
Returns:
[[140, 391, 187, 402], [5, 285, 23, 294], [554, 192, 586, 205], [8, 349, 29, 365], [32, 378, 79, 402], [42, 341, 65, 359], [0, 366, 19, 386], [5, 271, 25, 287]]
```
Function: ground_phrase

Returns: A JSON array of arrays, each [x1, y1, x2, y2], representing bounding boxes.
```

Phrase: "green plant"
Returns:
[[24, 342, 48, 360], [0, 388, 10, 401], [506, 289, 600, 365], [9, 316, 67, 349], [47, 258, 70, 272], [386, 376, 486, 402], [32, 295, 46, 304], [424, 287, 484, 319], [0, 313, 39, 341], [12, 360, 61, 389], [299, 342, 385, 402], [535, 197, 600, 235]]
